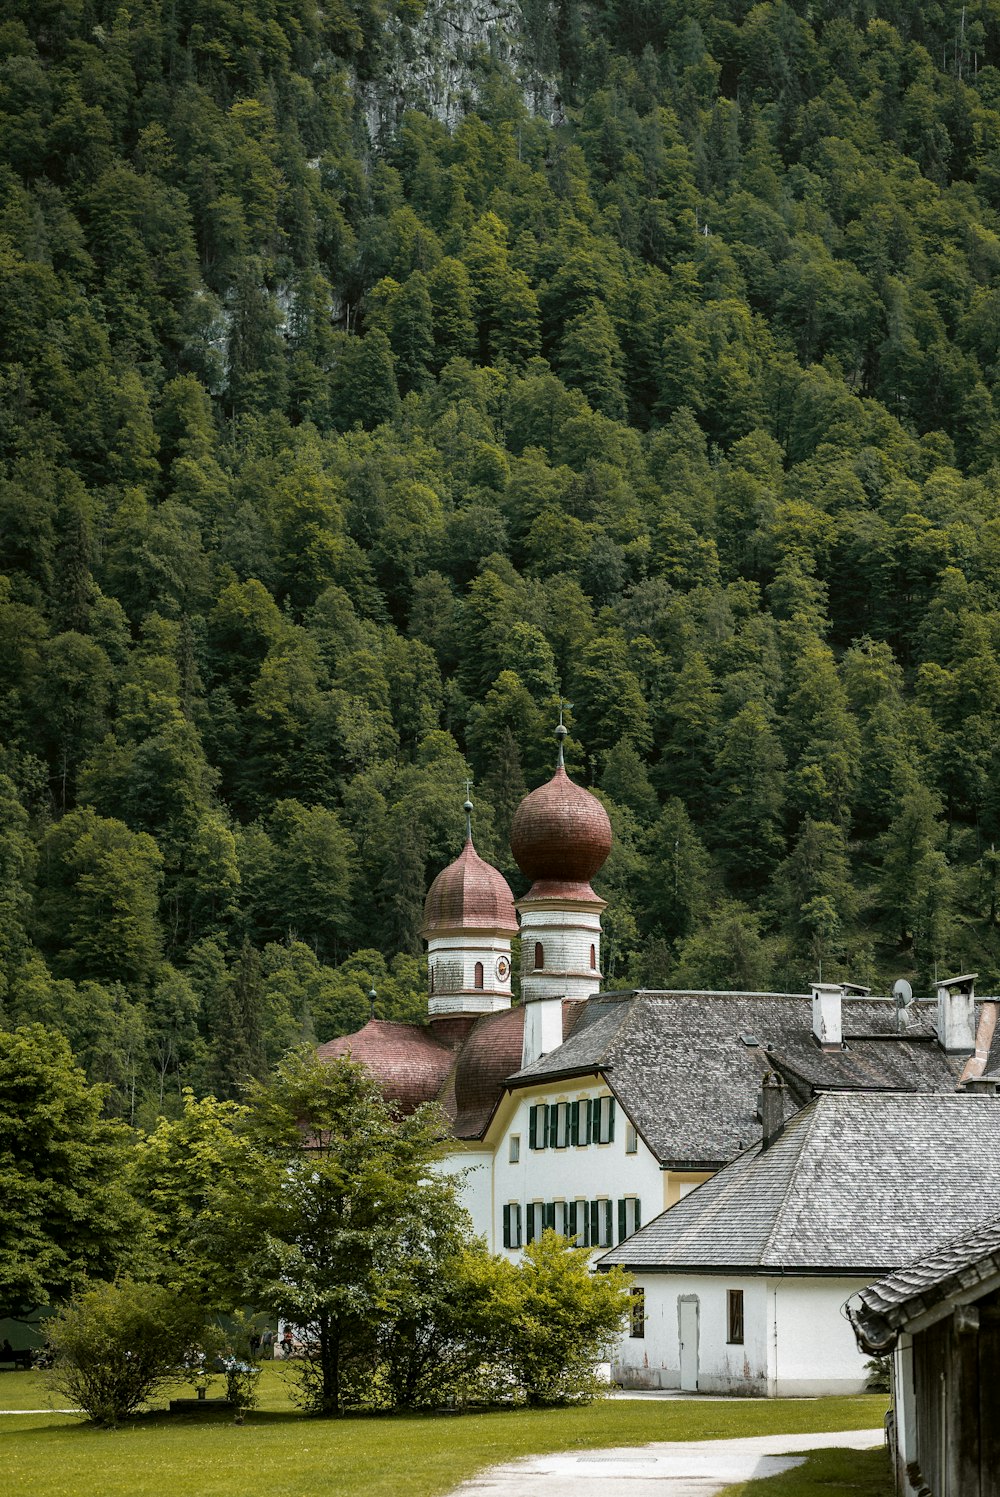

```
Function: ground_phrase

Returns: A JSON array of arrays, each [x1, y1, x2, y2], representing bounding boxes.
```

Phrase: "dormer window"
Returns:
[[474, 960, 484, 989], [534, 942, 544, 970]]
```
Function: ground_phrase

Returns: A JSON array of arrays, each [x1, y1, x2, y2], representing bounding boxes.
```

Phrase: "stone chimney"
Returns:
[[760, 1072, 785, 1150], [964, 1075, 999, 1095], [935, 973, 977, 1055], [811, 982, 844, 1050]]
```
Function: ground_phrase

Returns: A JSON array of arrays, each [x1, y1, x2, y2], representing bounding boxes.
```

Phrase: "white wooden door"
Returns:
[[679, 1297, 699, 1392]]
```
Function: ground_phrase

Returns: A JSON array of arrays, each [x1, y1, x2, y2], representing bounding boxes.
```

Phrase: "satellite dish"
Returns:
[[893, 978, 914, 1032]]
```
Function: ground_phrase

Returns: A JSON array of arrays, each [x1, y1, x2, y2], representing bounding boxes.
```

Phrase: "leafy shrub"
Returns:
[[46, 1280, 207, 1427], [491, 1232, 632, 1406], [223, 1358, 261, 1418]]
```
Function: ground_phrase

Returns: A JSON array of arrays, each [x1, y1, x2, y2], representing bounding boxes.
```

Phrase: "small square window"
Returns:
[[509, 1134, 520, 1164], [727, 1289, 744, 1345]]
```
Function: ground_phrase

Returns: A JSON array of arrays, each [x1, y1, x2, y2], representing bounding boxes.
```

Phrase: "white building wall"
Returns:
[[772, 1277, 871, 1395], [492, 1080, 665, 1257], [614, 1273, 872, 1396], [435, 1148, 494, 1243]]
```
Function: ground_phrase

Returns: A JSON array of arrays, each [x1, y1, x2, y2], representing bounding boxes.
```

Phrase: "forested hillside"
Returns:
[[4, 0, 1000, 1118]]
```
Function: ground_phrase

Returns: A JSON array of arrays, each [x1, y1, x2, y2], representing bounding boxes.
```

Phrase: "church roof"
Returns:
[[599, 1092, 1000, 1275], [511, 990, 968, 1169], [422, 835, 518, 936], [316, 1019, 455, 1115]]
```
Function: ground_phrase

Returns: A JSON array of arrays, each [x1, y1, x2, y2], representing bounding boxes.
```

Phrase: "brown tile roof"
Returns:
[[316, 1019, 455, 1114], [453, 1006, 525, 1138]]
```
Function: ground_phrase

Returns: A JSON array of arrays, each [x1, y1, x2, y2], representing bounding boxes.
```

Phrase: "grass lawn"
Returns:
[[719, 1446, 892, 1496], [1, 1366, 888, 1497]]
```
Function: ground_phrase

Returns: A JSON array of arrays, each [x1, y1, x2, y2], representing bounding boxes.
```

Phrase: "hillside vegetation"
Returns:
[[4, 0, 1000, 1115]]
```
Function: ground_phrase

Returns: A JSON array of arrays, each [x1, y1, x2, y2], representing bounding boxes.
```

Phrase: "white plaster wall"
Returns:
[[772, 1277, 871, 1395], [613, 1275, 871, 1395], [436, 1148, 494, 1244], [493, 1081, 664, 1258], [614, 1275, 770, 1393], [518, 904, 603, 1004]]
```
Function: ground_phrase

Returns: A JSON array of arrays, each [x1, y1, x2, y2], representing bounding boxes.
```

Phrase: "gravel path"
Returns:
[[445, 1427, 885, 1496]]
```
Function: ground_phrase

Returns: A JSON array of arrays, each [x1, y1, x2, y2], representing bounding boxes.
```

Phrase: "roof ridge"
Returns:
[[596, 991, 645, 1065], [760, 1096, 824, 1262]]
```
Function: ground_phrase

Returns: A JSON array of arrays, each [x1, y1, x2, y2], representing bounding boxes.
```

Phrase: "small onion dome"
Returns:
[[422, 837, 518, 937], [511, 764, 612, 888], [316, 1020, 454, 1114]]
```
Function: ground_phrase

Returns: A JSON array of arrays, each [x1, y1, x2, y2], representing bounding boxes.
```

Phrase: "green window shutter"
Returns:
[[635, 1199, 641, 1231], [618, 1198, 627, 1243], [584, 1099, 593, 1145], [604, 1199, 613, 1245], [546, 1104, 556, 1147], [560, 1201, 569, 1235], [528, 1106, 536, 1149], [525, 1205, 535, 1244], [569, 1100, 579, 1146], [607, 1096, 616, 1143], [503, 1203, 511, 1248], [544, 1202, 556, 1232], [590, 1200, 599, 1246], [568, 1201, 577, 1238]]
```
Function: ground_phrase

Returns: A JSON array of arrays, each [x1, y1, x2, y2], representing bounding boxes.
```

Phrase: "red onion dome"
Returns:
[[511, 761, 612, 885], [422, 836, 518, 936]]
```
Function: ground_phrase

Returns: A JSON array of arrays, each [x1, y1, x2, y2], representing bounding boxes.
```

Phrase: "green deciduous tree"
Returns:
[[0, 1025, 139, 1319], [215, 1050, 466, 1416], [492, 1232, 631, 1406], [35, 806, 164, 987]]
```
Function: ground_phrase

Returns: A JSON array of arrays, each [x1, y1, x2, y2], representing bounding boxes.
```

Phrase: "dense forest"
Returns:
[[5, 0, 1000, 1118]]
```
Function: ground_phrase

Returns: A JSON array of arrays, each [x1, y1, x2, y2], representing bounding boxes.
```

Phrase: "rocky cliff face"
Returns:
[[357, 0, 559, 140]]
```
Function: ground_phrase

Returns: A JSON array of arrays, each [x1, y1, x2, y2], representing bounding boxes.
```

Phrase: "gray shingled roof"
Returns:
[[850, 1211, 1000, 1352], [510, 991, 967, 1168], [598, 1092, 1000, 1275]]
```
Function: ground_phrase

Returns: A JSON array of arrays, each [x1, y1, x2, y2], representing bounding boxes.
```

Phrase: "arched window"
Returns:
[[430, 967, 435, 993], [534, 942, 544, 970], [474, 961, 484, 989], [590, 944, 597, 970]]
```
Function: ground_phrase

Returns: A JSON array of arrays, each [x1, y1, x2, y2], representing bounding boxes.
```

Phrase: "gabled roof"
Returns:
[[598, 1092, 1000, 1276], [851, 1211, 1000, 1353], [510, 991, 966, 1169]]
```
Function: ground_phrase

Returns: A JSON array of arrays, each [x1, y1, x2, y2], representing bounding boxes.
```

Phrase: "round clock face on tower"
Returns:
[[495, 956, 511, 982]]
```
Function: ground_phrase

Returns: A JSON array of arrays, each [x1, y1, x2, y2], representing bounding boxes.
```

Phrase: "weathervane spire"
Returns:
[[463, 778, 474, 842], [555, 701, 570, 769]]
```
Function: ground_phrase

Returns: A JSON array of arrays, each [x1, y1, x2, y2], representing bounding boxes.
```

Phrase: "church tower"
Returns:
[[510, 722, 612, 1066], [422, 799, 518, 1017]]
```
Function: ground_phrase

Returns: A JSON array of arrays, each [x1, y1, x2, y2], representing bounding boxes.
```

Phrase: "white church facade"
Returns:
[[318, 726, 1000, 1392]]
